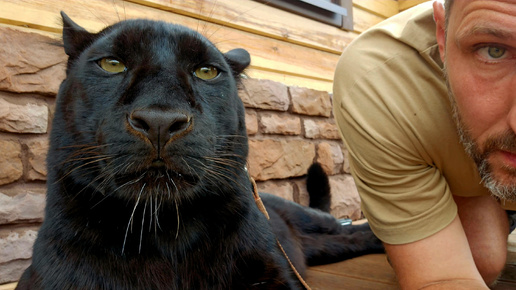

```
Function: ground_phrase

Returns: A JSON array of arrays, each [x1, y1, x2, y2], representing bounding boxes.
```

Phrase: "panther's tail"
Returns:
[[306, 163, 331, 213]]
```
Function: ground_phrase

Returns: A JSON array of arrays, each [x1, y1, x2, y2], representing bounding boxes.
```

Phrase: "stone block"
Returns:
[[304, 119, 340, 140], [239, 78, 289, 111], [329, 175, 362, 220], [290, 86, 332, 117], [0, 27, 66, 95], [257, 180, 294, 201], [317, 142, 344, 175], [260, 113, 301, 135], [0, 228, 37, 263], [245, 110, 258, 135], [292, 179, 310, 207], [26, 138, 49, 181], [0, 98, 48, 133], [0, 192, 45, 224], [0, 140, 22, 185], [248, 139, 315, 181], [342, 148, 351, 174], [0, 259, 31, 284]]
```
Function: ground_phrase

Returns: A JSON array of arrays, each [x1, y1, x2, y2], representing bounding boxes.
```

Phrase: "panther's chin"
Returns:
[[113, 167, 199, 199]]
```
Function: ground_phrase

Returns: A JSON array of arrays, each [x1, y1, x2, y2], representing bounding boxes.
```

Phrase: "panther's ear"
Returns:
[[61, 11, 95, 59], [224, 48, 251, 75]]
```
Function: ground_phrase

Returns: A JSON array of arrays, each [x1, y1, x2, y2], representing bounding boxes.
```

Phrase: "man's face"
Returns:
[[436, 0, 516, 200]]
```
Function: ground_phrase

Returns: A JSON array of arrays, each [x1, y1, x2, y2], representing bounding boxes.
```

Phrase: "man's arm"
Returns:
[[385, 215, 488, 289]]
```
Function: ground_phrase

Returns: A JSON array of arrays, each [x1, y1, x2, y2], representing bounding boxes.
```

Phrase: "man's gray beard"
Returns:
[[444, 67, 516, 202]]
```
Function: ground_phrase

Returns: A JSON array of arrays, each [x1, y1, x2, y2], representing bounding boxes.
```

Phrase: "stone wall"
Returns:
[[0, 27, 361, 284], [242, 78, 361, 220]]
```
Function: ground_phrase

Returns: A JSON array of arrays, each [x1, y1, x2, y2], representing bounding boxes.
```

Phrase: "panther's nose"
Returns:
[[128, 109, 192, 150]]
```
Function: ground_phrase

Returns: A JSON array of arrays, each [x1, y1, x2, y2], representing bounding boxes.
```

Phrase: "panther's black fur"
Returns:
[[17, 13, 383, 289]]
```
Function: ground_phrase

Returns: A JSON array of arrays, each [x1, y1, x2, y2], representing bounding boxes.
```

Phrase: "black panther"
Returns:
[[17, 12, 383, 289]]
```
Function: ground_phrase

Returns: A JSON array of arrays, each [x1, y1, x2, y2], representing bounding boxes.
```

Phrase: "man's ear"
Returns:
[[433, 1, 446, 63]]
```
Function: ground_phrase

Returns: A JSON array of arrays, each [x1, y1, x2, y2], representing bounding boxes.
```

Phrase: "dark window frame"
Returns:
[[254, 0, 353, 31]]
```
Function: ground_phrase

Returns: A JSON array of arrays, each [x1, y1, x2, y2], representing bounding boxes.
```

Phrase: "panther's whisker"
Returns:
[[64, 154, 116, 163], [208, 164, 240, 179], [165, 179, 172, 199], [57, 156, 114, 183], [111, 0, 121, 22], [174, 194, 180, 240], [167, 171, 180, 193], [140, 197, 148, 254], [188, 158, 239, 191], [70, 156, 135, 206], [78, 0, 109, 26], [58, 143, 113, 150], [85, 161, 127, 193], [122, 183, 146, 255], [204, 156, 246, 169], [122, 161, 136, 174], [163, 172, 181, 240], [154, 194, 159, 235], [192, 157, 245, 188], [181, 156, 202, 181], [59, 144, 115, 166], [97, 159, 130, 188], [149, 193, 153, 233]]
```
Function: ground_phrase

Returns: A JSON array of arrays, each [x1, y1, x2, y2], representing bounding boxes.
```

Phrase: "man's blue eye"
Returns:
[[487, 47, 506, 59]]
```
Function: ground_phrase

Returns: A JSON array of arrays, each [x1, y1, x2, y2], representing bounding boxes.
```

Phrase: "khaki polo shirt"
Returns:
[[333, 3, 504, 244]]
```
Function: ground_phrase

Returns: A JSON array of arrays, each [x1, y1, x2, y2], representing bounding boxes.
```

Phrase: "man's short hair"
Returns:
[[445, 0, 454, 28]]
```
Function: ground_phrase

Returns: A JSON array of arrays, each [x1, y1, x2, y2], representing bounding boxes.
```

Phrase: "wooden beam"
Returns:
[[354, 0, 398, 18], [126, 0, 358, 54], [0, 23, 60, 39], [0, 20, 334, 93], [245, 68, 333, 92], [352, 6, 385, 33], [0, 0, 339, 83], [399, 0, 431, 11], [0, 283, 16, 290]]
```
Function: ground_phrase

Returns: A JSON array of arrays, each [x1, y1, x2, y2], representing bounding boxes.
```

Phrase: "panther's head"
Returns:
[[50, 13, 251, 203]]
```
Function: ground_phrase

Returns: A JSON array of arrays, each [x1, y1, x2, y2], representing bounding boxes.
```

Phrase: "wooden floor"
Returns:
[[305, 253, 516, 289], [305, 231, 516, 289], [306, 254, 398, 289], [3, 233, 516, 290]]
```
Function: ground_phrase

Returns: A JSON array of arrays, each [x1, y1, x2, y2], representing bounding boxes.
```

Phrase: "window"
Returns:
[[254, 0, 353, 30]]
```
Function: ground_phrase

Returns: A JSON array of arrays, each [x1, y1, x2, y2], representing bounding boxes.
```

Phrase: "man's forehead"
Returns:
[[449, 0, 516, 40], [452, 0, 516, 9], [450, 0, 516, 19]]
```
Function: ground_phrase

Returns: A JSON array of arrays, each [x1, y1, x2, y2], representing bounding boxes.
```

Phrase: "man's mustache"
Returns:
[[478, 130, 516, 159]]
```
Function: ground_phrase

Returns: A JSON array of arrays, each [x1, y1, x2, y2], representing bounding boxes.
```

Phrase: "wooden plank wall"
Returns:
[[399, 0, 430, 11], [0, 0, 429, 93]]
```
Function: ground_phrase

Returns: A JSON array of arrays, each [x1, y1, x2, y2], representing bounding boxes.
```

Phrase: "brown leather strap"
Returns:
[[250, 176, 311, 290], [275, 239, 312, 289], [250, 177, 270, 220]]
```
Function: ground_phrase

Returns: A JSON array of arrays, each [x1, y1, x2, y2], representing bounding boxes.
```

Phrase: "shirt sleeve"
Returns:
[[333, 36, 457, 244]]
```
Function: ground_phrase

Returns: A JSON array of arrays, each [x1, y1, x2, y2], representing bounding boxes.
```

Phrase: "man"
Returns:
[[333, 0, 516, 288]]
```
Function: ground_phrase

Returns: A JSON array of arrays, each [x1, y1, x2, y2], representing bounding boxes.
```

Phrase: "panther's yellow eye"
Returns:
[[194, 66, 219, 80], [99, 58, 127, 73]]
